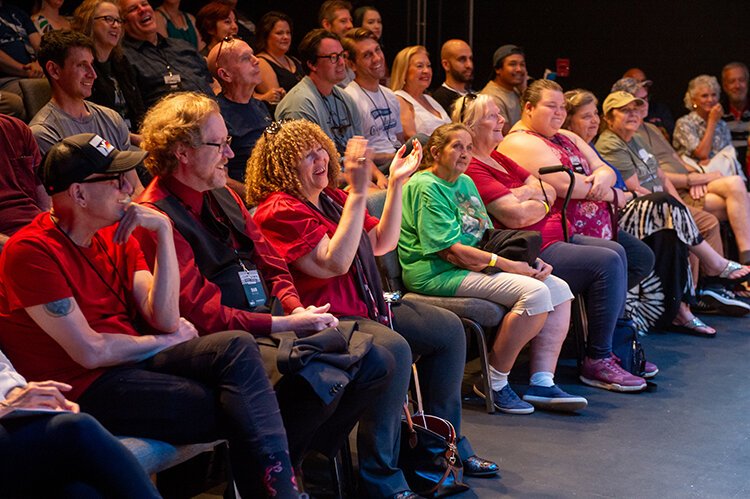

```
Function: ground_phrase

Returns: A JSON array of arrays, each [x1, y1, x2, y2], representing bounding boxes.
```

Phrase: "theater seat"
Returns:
[[18, 78, 51, 123], [118, 437, 225, 475]]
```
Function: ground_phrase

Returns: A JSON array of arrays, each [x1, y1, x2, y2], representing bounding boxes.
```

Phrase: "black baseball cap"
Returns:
[[42, 133, 147, 195]]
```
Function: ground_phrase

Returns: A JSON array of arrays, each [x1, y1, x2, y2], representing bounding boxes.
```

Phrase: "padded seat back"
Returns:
[[19, 78, 51, 122]]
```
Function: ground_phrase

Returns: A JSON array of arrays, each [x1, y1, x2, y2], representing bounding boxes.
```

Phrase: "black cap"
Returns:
[[42, 133, 147, 195], [493, 44, 524, 69]]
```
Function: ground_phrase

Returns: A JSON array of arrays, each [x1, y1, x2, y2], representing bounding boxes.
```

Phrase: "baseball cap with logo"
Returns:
[[42, 133, 147, 195]]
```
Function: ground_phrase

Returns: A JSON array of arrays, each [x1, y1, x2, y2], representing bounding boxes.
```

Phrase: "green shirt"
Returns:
[[399, 171, 492, 296]]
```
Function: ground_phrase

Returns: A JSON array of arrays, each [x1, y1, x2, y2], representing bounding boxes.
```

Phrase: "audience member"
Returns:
[[623, 67, 675, 139], [247, 120, 498, 498], [353, 5, 382, 41], [673, 75, 744, 179], [431, 39, 474, 116], [720, 62, 750, 174], [480, 44, 526, 135], [219, 0, 256, 45], [0, 132, 305, 498], [32, 0, 71, 34], [134, 92, 393, 471], [255, 11, 300, 106], [0, 114, 48, 251], [390, 45, 450, 138], [195, 1, 237, 56], [155, 0, 202, 50], [455, 94, 655, 390], [73, 0, 146, 133], [0, 348, 161, 498], [0, 1, 43, 119], [275, 29, 362, 155], [118, 0, 213, 108], [318, 0, 355, 86], [342, 27, 402, 177], [206, 37, 272, 194]]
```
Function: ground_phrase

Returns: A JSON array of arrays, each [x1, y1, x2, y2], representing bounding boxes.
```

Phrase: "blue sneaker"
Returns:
[[522, 385, 588, 412], [473, 384, 534, 414]]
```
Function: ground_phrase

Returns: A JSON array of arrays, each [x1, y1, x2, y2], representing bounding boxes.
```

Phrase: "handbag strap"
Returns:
[[609, 187, 620, 242]]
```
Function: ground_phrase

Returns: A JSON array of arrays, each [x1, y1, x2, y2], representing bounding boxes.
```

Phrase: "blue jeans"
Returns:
[[541, 235, 628, 358], [351, 298, 472, 498]]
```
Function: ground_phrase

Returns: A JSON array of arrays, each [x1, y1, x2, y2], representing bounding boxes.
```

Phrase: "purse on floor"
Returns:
[[398, 366, 470, 498]]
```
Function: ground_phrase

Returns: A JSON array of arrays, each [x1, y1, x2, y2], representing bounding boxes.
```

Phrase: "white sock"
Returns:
[[530, 371, 555, 388], [489, 366, 509, 391]]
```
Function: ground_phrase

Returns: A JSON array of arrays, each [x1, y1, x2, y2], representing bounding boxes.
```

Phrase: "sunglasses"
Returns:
[[458, 92, 478, 123], [79, 172, 126, 190], [215, 35, 242, 65]]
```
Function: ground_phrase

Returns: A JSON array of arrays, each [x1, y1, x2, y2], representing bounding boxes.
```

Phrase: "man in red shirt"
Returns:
[[0, 133, 305, 498], [134, 91, 393, 471]]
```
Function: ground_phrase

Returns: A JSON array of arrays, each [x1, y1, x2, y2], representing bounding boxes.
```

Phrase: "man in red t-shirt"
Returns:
[[0, 133, 305, 498]]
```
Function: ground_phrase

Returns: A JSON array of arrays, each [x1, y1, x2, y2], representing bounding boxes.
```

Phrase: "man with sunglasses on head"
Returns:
[[0, 132, 310, 497], [275, 29, 362, 156], [118, 0, 212, 108]]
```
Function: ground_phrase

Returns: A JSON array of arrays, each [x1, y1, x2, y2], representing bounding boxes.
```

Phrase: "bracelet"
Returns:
[[488, 253, 498, 267], [535, 198, 550, 214]]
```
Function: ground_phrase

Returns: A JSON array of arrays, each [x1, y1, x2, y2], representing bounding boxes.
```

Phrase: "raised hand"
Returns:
[[389, 139, 422, 185], [343, 136, 373, 194]]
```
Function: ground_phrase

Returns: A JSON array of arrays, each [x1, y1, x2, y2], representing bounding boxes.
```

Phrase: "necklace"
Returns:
[[266, 51, 292, 72]]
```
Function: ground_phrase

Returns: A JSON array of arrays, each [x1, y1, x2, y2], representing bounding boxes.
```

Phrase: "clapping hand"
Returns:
[[389, 139, 422, 185], [343, 136, 373, 194]]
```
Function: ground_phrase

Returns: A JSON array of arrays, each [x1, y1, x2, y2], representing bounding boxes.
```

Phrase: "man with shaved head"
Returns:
[[432, 39, 474, 116]]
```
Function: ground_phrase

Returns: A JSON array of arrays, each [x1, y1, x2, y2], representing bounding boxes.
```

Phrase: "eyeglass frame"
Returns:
[[78, 172, 126, 190], [458, 92, 479, 123], [215, 35, 242, 67], [94, 15, 125, 27], [199, 135, 233, 152], [316, 50, 349, 64]]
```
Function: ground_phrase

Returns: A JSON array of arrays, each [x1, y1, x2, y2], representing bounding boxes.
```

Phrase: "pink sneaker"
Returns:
[[580, 356, 647, 392], [642, 360, 659, 379]]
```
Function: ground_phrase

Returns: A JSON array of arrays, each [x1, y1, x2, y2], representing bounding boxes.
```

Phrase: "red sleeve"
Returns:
[[3, 237, 73, 310], [133, 223, 275, 337], [465, 162, 513, 205]]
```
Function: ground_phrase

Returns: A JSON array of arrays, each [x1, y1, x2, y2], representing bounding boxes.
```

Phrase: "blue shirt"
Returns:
[[217, 94, 273, 182]]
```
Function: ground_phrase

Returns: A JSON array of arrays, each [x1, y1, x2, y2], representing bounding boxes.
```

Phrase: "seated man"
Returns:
[[623, 67, 675, 139], [0, 348, 160, 498], [118, 0, 213, 108], [0, 1, 43, 119], [342, 27, 402, 175], [206, 37, 272, 197], [431, 39, 474, 116], [720, 62, 750, 174], [0, 133, 305, 498], [133, 91, 393, 471], [480, 44, 526, 135], [0, 113, 48, 252], [318, 0, 355, 87], [29, 30, 143, 194]]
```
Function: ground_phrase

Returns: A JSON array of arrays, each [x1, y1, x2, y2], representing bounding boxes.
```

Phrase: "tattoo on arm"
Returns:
[[43, 298, 74, 317]]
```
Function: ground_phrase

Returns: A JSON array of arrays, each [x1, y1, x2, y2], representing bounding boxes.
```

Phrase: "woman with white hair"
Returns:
[[673, 75, 742, 178]]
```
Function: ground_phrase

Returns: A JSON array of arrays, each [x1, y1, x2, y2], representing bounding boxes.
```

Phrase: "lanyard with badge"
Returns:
[[235, 250, 268, 308]]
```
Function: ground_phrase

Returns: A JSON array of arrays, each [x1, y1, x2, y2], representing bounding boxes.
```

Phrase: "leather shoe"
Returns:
[[462, 454, 500, 477]]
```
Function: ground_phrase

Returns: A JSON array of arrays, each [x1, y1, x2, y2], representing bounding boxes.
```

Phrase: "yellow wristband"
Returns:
[[488, 253, 498, 267], [535, 199, 550, 214]]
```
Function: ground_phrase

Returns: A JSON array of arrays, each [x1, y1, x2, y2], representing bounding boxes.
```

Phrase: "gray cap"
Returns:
[[611, 77, 644, 95], [493, 44, 524, 68]]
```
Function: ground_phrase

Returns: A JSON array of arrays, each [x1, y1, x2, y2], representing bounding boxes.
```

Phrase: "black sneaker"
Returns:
[[700, 287, 750, 317]]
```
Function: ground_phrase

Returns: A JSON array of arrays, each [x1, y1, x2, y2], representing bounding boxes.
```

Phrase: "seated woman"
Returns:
[[673, 75, 744, 178], [73, 0, 146, 135], [455, 93, 655, 390], [255, 11, 304, 105], [0, 349, 160, 498], [354, 6, 383, 41], [246, 121, 497, 499], [390, 45, 451, 138], [155, 0, 203, 51], [32, 0, 71, 34], [399, 122, 595, 404], [196, 1, 238, 57]]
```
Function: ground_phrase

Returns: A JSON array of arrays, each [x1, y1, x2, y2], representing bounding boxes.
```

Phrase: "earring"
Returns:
[[692, 103, 698, 109]]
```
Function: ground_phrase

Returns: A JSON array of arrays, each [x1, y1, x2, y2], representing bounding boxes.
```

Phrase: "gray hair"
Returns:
[[684, 74, 720, 110], [722, 62, 749, 82]]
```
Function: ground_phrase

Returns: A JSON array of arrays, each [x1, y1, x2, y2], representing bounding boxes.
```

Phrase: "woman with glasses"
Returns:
[[32, 0, 71, 34], [196, 2, 238, 57], [155, 0, 202, 51], [391, 45, 450, 139], [73, 0, 145, 134], [247, 120, 498, 499]]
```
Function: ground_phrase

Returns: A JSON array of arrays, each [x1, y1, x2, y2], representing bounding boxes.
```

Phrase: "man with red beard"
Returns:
[[118, 0, 212, 108]]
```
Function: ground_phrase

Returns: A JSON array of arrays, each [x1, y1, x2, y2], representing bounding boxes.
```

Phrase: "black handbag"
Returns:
[[398, 366, 470, 497], [480, 228, 543, 271]]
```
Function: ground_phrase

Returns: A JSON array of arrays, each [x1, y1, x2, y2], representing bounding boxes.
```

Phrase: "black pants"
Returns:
[[0, 412, 160, 498]]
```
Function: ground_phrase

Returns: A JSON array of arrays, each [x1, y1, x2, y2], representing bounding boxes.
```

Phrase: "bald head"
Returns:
[[441, 39, 473, 89], [207, 38, 261, 100], [623, 68, 646, 82]]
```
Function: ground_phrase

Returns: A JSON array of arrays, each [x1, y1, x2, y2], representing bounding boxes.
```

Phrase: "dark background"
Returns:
[[18, 0, 750, 120]]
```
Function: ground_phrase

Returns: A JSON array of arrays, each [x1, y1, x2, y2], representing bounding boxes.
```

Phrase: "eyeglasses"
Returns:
[[79, 172, 125, 189], [94, 15, 124, 27], [200, 136, 233, 151], [215, 35, 241, 66], [316, 51, 348, 64], [458, 92, 478, 122]]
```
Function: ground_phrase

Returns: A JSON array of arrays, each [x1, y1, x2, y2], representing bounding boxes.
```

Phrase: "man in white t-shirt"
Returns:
[[342, 27, 403, 174]]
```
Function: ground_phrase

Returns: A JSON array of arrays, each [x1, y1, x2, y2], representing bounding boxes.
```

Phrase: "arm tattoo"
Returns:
[[43, 298, 74, 317]]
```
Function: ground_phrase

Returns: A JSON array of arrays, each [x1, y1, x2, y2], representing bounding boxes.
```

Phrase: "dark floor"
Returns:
[[459, 313, 750, 498]]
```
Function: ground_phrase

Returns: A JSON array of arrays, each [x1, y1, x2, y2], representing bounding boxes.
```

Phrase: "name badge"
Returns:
[[239, 269, 266, 307], [164, 73, 181, 85]]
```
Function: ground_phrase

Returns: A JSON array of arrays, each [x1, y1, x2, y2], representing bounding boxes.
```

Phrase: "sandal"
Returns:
[[670, 317, 716, 338], [705, 260, 750, 286]]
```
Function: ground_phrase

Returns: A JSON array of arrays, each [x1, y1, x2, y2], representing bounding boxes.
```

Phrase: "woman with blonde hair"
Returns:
[[390, 45, 450, 138]]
